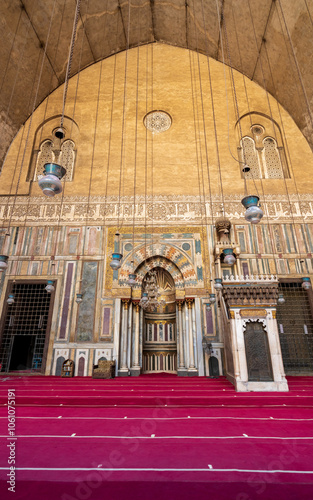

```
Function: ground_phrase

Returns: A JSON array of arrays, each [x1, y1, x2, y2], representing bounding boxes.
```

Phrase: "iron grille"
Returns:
[[0, 282, 52, 372], [277, 282, 313, 373]]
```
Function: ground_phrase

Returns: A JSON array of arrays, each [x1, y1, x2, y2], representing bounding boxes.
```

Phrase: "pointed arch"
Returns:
[[118, 242, 199, 288]]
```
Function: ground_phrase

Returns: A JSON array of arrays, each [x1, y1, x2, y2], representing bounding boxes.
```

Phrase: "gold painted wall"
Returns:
[[1, 43, 313, 201]]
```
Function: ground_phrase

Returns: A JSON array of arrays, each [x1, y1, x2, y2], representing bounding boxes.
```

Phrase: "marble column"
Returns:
[[130, 301, 141, 376], [177, 300, 187, 376], [118, 299, 129, 376], [186, 298, 198, 376]]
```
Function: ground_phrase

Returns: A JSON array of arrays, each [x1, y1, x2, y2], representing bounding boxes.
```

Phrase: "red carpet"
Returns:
[[0, 375, 313, 499]]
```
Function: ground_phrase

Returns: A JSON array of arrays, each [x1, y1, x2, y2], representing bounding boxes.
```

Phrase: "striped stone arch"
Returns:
[[118, 243, 198, 288]]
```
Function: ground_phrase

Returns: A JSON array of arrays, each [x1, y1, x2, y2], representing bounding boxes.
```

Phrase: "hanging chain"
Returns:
[[60, 0, 81, 128]]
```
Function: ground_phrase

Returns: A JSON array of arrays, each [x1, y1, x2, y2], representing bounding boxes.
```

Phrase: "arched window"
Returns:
[[236, 113, 290, 179], [59, 139, 75, 181], [240, 136, 261, 179], [28, 115, 79, 182], [34, 138, 76, 181], [36, 140, 54, 177], [263, 137, 284, 178]]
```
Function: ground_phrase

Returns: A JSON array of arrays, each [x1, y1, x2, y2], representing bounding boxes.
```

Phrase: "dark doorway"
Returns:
[[9, 335, 35, 371], [209, 356, 219, 377], [0, 282, 54, 373]]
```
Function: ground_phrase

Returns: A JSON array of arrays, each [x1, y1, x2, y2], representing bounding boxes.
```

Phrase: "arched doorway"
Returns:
[[244, 321, 273, 381], [142, 268, 177, 373]]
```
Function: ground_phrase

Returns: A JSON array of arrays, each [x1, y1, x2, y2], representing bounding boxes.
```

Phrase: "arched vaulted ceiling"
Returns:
[[0, 0, 313, 167]]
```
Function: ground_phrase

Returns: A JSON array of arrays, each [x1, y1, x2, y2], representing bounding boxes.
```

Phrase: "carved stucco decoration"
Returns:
[[215, 216, 231, 243], [2, 194, 313, 224], [222, 281, 279, 308], [118, 248, 198, 289], [242, 318, 267, 332]]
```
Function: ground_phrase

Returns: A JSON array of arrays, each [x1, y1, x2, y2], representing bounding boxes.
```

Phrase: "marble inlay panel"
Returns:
[[76, 262, 98, 341]]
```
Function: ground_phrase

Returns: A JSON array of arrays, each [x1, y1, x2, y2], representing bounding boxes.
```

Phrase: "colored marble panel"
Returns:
[[238, 232, 246, 252], [206, 308, 214, 334], [59, 263, 74, 340], [102, 307, 111, 337], [76, 262, 98, 341], [195, 240, 201, 253], [0, 271, 5, 301], [69, 235, 78, 255], [78, 357, 85, 376], [197, 267, 203, 281]]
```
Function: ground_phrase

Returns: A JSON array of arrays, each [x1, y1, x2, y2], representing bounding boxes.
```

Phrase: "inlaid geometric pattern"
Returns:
[[118, 243, 199, 288]]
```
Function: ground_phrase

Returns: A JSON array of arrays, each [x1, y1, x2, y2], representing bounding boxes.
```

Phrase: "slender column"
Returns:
[[177, 301, 185, 368], [119, 299, 129, 374], [186, 298, 195, 369], [216, 256, 221, 278], [133, 302, 140, 367], [130, 301, 141, 376]]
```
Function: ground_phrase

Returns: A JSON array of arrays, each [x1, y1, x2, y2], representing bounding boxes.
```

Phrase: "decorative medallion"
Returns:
[[144, 111, 172, 134]]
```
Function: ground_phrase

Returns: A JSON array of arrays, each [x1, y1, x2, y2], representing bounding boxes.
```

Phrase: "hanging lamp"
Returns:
[[241, 195, 263, 224], [223, 248, 236, 266], [205, 294, 216, 311], [110, 232, 123, 270], [45, 280, 55, 293], [139, 292, 149, 309], [54, 127, 66, 140], [38, 0, 81, 197], [7, 293, 14, 305], [214, 278, 223, 290], [209, 293, 216, 304], [128, 261, 137, 286], [38, 163, 67, 197], [302, 277, 312, 290], [128, 273, 137, 286], [0, 255, 8, 271], [277, 293, 285, 305]]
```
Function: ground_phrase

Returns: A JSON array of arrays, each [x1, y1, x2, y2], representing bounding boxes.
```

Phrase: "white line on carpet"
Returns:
[[0, 416, 312, 421], [0, 467, 312, 474], [0, 434, 312, 440]]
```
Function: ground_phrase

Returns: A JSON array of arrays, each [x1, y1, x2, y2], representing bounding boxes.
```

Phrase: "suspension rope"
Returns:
[[117, 0, 131, 233], [4, 0, 58, 255], [60, 0, 81, 129], [191, 0, 214, 290]]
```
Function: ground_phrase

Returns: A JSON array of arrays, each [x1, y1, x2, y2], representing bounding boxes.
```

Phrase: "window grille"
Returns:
[[263, 137, 284, 178], [0, 283, 53, 373], [237, 115, 289, 179], [240, 137, 261, 179], [277, 282, 313, 373], [59, 140, 75, 181], [34, 139, 75, 181], [36, 140, 54, 175]]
